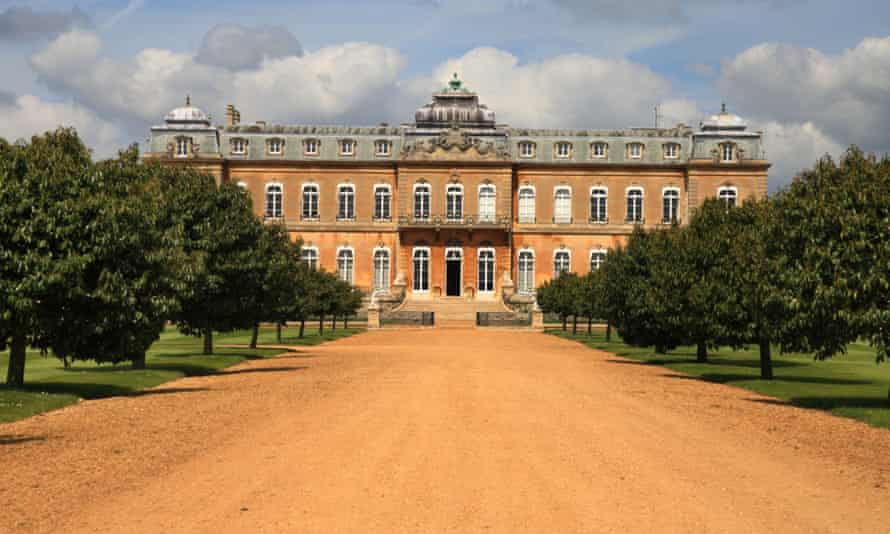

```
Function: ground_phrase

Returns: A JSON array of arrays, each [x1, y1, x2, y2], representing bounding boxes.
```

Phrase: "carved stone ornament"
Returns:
[[400, 126, 511, 161]]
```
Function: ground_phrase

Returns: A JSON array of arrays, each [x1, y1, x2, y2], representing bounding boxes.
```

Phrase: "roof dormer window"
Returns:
[[340, 139, 356, 156], [555, 142, 572, 159], [663, 143, 680, 159], [628, 142, 644, 160], [375, 140, 391, 156], [175, 137, 191, 158], [591, 142, 608, 159], [304, 138, 319, 156], [519, 141, 536, 158], [268, 138, 284, 155], [231, 138, 247, 155], [721, 142, 736, 162]]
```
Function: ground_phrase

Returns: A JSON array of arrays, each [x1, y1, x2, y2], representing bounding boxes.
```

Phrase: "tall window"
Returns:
[[519, 141, 535, 158], [446, 184, 463, 221], [373, 249, 390, 291], [662, 188, 679, 223], [626, 188, 644, 223], [629, 143, 643, 159], [304, 139, 319, 155], [554, 187, 572, 224], [375, 140, 391, 156], [590, 187, 607, 223], [337, 249, 354, 283], [721, 143, 735, 162], [413, 248, 430, 291], [302, 184, 319, 219], [555, 142, 571, 159], [338, 185, 355, 220], [554, 250, 571, 277], [268, 138, 283, 155], [374, 185, 391, 220], [478, 185, 496, 222], [478, 249, 495, 293], [265, 184, 283, 219], [414, 184, 431, 221], [301, 247, 318, 270], [518, 187, 535, 223], [592, 142, 607, 159], [518, 250, 535, 295], [719, 186, 738, 208], [590, 250, 606, 271], [175, 137, 190, 157], [231, 138, 246, 155]]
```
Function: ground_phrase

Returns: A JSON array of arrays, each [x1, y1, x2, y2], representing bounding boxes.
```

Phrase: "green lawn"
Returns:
[[0, 325, 361, 423], [549, 328, 890, 429]]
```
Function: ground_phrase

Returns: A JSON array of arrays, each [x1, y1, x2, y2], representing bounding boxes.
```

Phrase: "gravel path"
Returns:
[[2, 329, 890, 533]]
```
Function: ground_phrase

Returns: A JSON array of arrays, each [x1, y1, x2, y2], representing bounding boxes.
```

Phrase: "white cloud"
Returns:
[[196, 24, 303, 71], [0, 94, 125, 157]]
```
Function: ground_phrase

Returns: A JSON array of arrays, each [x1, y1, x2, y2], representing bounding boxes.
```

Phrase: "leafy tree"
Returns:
[[308, 270, 339, 336], [536, 274, 574, 331], [244, 224, 302, 348]]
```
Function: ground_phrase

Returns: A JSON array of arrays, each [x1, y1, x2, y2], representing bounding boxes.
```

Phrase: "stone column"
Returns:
[[367, 303, 381, 329]]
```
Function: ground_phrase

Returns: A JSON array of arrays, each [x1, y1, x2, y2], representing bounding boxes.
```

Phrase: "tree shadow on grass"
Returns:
[[20, 382, 210, 400], [605, 357, 807, 369], [0, 434, 46, 446], [748, 396, 890, 411], [659, 373, 872, 386], [217, 366, 307, 376]]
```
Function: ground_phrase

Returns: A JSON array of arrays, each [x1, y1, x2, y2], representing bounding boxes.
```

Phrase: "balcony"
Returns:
[[398, 215, 510, 231]]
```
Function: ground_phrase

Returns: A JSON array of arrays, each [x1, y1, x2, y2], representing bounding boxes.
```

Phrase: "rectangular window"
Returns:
[[592, 142, 607, 159], [338, 185, 355, 220], [662, 189, 679, 223], [518, 251, 535, 294], [478, 185, 496, 223], [446, 186, 463, 221], [337, 250, 354, 284], [590, 188, 607, 223], [478, 250, 495, 292], [374, 186, 391, 220], [269, 139, 283, 154], [722, 144, 735, 162], [175, 138, 189, 157], [554, 188, 572, 224], [556, 142, 571, 159], [626, 190, 644, 223], [664, 143, 678, 159], [414, 185, 430, 220], [629, 143, 642, 159], [373, 250, 390, 291], [518, 188, 535, 223], [304, 139, 318, 155], [340, 140, 355, 156], [554, 251, 571, 277], [302, 185, 319, 219], [231, 138, 246, 155], [375, 140, 390, 156], [413, 249, 430, 291], [519, 142, 535, 158], [265, 184, 283, 219]]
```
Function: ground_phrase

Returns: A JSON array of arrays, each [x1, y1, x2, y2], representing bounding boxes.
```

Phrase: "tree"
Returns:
[[0, 129, 95, 386], [307, 270, 339, 336], [536, 274, 575, 331]]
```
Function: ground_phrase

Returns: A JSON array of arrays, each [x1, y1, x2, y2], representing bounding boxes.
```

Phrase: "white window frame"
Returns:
[[301, 246, 319, 270], [301, 183, 319, 220], [412, 246, 431, 293], [518, 141, 536, 158], [477, 247, 496, 294], [555, 141, 572, 159], [304, 138, 319, 156], [373, 184, 392, 221], [591, 142, 607, 159], [372, 247, 390, 292], [628, 142, 643, 159], [590, 186, 608, 223], [662, 187, 680, 223], [663, 143, 679, 159], [268, 138, 284, 155], [478, 184, 496, 223], [337, 183, 356, 221], [518, 185, 536, 224], [340, 139, 355, 156], [375, 140, 391, 156], [446, 183, 464, 221], [175, 137, 190, 158], [554, 186, 572, 224], [413, 183, 431, 221], [336, 247, 355, 284], [517, 249, 535, 295], [626, 187, 644, 224], [718, 186, 738, 207], [264, 182, 283, 219], [721, 143, 736, 162], [231, 138, 247, 155], [590, 249, 607, 271], [445, 247, 463, 296], [553, 249, 572, 278]]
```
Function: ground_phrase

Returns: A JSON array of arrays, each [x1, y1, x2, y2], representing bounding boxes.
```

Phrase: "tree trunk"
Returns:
[[203, 329, 213, 355], [344, 315, 349, 329], [587, 317, 592, 335], [561, 315, 567, 331], [131, 353, 146, 370], [276, 323, 283, 344], [696, 342, 708, 363], [331, 315, 337, 332], [759, 338, 774, 380], [299, 319, 306, 339], [6, 335, 27, 387], [655, 344, 666, 355], [606, 322, 612, 342], [319, 314, 325, 335], [249, 324, 259, 349], [572, 315, 578, 335]]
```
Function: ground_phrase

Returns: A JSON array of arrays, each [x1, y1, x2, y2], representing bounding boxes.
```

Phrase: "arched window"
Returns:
[[338, 184, 355, 220], [518, 186, 535, 223], [265, 183, 283, 219], [718, 186, 738, 208], [374, 185, 391, 220], [337, 248, 354, 284], [554, 187, 572, 224], [590, 250, 606, 271], [373, 249, 390, 291], [301, 247, 318, 270], [554, 250, 571, 277], [478, 249, 495, 293], [301, 184, 319, 219], [446, 184, 463, 221], [626, 188, 643, 223], [590, 187, 608, 223], [414, 184, 431, 221], [478, 184, 496, 222], [412, 248, 430, 292], [518, 250, 535, 295], [662, 188, 680, 223]]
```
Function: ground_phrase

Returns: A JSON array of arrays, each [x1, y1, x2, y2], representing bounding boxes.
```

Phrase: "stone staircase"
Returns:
[[395, 297, 511, 328]]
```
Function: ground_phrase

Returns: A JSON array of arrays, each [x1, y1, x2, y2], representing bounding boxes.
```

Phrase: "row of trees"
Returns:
[[0, 129, 362, 387], [538, 147, 890, 379]]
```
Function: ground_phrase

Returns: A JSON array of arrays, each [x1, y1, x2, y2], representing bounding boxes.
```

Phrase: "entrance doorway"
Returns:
[[445, 248, 462, 296]]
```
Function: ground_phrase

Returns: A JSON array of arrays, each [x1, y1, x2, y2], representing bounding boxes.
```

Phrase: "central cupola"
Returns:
[[414, 73, 496, 129]]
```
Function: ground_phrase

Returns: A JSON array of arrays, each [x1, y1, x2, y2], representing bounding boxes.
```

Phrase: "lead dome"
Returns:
[[164, 96, 211, 127]]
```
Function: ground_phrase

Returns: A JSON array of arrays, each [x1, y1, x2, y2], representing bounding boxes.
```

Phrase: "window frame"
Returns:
[[413, 183, 431, 221], [518, 185, 536, 224], [477, 247, 496, 294], [662, 187, 680, 224], [720, 142, 737, 162], [718, 185, 738, 208], [412, 247, 431, 293], [628, 142, 644, 160], [626, 187, 644, 224], [301, 246, 319, 271], [264, 182, 284, 220], [446, 183, 464, 221], [478, 184, 496, 223], [374, 139, 391, 157], [554, 186, 572, 224], [591, 141, 608, 159], [590, 249, 607, 272], [372, 247, 391, 292], [555, 141, 572, 159], [589, 186, 608, 224], [339, 139, 356, 157], [663, 142, 680, 160], [303, 138, 320, 156], [517, 249, 536, 295], [267, 137, 285, 155], [373, 184, 392, 221], [301, 183, 320, 220], [518, 141, 536, 159], [230, 137, 247, 156], [336, 246, 355, 284], [337, 183, 356, 221], [174, 136, 191, 158], [553, 249, 572, 278]]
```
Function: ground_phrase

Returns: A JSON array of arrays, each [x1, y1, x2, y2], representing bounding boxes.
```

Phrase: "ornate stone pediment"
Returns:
[[401, 126, 511, 162]]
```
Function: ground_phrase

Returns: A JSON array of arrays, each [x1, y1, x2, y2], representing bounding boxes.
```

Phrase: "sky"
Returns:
[[1, 0, 888, 191]]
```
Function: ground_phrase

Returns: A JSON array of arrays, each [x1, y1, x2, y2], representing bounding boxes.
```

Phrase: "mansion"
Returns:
[[145, 75, 769, 310]]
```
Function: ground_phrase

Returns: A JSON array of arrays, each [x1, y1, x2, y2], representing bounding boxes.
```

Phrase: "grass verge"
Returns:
[[0, 325, 361, 423], [549, 328, 890, 430]]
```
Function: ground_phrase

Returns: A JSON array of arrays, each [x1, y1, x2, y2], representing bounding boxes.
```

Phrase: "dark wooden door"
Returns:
[[446, 260, 461, 296]]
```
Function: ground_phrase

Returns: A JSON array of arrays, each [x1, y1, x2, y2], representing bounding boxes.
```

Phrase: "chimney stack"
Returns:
[[225, 104, 241, 127]]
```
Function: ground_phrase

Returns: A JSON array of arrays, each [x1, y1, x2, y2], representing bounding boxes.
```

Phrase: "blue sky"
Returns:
[[1, 0, 888, 189]]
